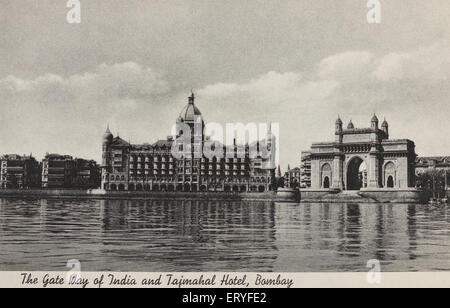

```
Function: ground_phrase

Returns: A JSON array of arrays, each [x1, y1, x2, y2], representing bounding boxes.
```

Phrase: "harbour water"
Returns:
[[0, 198, 448, 272]]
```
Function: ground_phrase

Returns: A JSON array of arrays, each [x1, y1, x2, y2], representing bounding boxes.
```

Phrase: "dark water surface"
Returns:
[[0, 198, 448, 272]]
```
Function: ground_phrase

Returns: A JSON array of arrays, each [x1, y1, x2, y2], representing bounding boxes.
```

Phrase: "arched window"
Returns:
[[321, 163, 332, 189], [384, 162, 396, 188]]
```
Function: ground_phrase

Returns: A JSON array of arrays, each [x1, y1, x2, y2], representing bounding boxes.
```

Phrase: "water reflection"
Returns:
[[0, 198, 449, 272]]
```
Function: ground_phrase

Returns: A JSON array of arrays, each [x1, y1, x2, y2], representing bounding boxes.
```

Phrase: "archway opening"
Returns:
[[387, 176, 394, 188], [323, 176, 330, 189], [118, 184, 125, 191], [128, 183, 135, 191], [347, 158, 367, 190]]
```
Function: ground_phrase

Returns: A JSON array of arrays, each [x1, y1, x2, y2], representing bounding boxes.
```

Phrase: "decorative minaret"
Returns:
[[371, 114, 379, 130], [102, 125, 113, 190], [382, 118, 389, 139], [333, 116, 344, 189], [369, 115, 381, 188], [335, 116, 343, 143]]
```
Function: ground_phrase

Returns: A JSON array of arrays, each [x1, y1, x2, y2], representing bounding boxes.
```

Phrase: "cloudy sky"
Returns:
[[1, 0, 449, 169]]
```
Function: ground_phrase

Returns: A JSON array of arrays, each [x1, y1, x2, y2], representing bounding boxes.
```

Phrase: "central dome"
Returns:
[[179, 92, 202, 122]]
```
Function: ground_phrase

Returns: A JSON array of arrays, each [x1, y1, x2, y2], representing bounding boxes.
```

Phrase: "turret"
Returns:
[[102, 125, 113, 167], [347, 120, 355, 129], [335, 116, 343, 134], [382, 118, 389, 138], [371, 114, 379, 130]]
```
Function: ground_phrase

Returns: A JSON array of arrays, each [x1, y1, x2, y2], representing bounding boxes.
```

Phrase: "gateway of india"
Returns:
[[308, 115, 417, 191]]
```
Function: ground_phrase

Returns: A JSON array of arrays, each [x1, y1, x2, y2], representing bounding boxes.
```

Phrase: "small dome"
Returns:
[[103, 126, 113, 143], [335, 116, 343, 125], [371, 114, 379, 123], [347, 120, 355, 129], [382, 118, 388, 127], [179, 92, 202, 122]]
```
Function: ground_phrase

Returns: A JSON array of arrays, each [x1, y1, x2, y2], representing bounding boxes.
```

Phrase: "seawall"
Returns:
[[0, 189, 281, 202], [300, 188, 427, 204]]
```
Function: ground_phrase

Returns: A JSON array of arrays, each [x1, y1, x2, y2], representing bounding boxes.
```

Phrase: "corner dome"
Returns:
[[382, 119, 388, 127], [335, 117, 342, 125], [371, 114, 379, 123], [103, 126, 113, 143], [347, 120, 355, 129]]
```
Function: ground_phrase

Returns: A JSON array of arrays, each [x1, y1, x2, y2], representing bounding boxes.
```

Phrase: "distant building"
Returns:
[[0, 154, 41, 189], [300, 151, 311, 188], [42, 154, 100, 189], [284, 167, 301, 189], [415, 157, 450, 175], [42, 154, 76, 188], [74, 159, 101, 189], [101, 93, 276, 193]]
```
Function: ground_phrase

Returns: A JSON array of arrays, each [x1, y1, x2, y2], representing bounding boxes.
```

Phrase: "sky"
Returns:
[[0, 0, 450, 170]]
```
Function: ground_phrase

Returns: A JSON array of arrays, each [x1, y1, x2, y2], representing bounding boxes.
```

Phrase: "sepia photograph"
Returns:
[[0, 0, 449, 291]]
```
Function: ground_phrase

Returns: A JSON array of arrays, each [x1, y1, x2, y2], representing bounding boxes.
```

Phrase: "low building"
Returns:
[[416, 157, 450, 174], [42, 154, 101, 189], [415, 156, 450, 192], [42, 154, 76, 188], [73, 159, 101, 189], [300, 151, 311, 188], [284, 167, 301, 189], [0, 154, 41, 189]]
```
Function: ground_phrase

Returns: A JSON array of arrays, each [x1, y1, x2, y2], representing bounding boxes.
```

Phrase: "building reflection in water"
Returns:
[[0, 198, 449, 272], [99, 199, 278, 271]]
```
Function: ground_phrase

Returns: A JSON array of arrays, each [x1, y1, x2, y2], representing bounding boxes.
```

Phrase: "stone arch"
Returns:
[[118, 184, 125, 191], [128, 183, 135, 191], [184, 183, 191, 192], [321, 163, 332, 189], [346, 157, 367, 191], [200, 185, 207, 192], [110, 184, 117, 191], [136, 184, 143, 191], [258, 185, 265, 193], [384, 161, 396, 188]]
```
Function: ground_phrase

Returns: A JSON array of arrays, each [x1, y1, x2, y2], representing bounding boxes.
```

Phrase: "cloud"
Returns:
[[318, 51, 375, 82], [0, 62, 172, 161], [372, 43, 450, 82]]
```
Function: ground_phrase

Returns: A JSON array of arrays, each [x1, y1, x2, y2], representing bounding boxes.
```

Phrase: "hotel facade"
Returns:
[[101, 94, 277, 193]]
